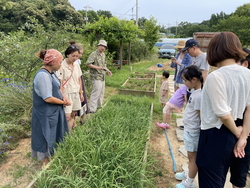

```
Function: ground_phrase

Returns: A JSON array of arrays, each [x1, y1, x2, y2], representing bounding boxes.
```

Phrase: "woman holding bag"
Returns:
[[56, 42, 84, 131]]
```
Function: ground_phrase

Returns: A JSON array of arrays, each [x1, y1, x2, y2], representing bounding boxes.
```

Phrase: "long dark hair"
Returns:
[[181, 65, 203, 85]]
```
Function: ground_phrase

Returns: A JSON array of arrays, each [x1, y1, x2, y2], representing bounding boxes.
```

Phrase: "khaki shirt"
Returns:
[[56, 59, 82, 94], [86, 50, 106, 81]]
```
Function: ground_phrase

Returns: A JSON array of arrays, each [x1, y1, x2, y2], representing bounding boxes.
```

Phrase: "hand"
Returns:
[[80, 94, 84, 102], [63, 98, 71, 106], [172, 58, 177, 62], [107, 70, 112, 77], [233, 137, 246, 158]]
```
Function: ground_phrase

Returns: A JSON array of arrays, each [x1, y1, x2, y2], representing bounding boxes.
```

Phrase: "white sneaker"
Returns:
[[175, 171, 187, 181], [176, 179, 196, 188]]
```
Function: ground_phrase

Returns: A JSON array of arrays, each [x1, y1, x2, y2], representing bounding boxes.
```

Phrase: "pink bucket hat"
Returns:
[[43, 49, 63, 65]]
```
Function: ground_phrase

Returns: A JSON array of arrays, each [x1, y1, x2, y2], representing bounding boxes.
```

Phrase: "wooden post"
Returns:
[[128, 42, 131, 65], [119, 40, 123, 69]]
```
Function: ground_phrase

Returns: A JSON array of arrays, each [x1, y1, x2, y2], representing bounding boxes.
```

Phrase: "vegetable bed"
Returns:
[[34, 95, 154, 188], [119, 72, 156, 98]]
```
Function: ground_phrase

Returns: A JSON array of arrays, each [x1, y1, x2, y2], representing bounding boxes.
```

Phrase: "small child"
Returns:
[[156, 84, 187, 129], [159, 71, 170, 107], [175, 65, 203, 188]]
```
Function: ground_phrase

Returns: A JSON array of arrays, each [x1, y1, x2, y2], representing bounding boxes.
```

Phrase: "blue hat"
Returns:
[[181, 39, 198, 51]]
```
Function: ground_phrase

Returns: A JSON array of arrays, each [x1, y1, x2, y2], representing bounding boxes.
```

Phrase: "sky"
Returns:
[[68, 0, 249, 27]]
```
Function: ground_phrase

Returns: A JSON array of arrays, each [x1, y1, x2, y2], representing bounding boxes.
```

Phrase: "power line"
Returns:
[[119, 4, 136, 19], [111, 0, 133, 13]]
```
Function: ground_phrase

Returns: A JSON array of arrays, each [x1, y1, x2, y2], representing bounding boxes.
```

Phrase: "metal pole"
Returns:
[[136, 0, 138, 25], [164, 128, 177, 173], [84, 5, 93, 24]]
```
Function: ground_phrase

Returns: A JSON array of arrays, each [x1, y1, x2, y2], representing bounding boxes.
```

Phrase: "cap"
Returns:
[[181, 39, 198, 51], [97, 40, 108, 48], [174, 40, 186, 49]]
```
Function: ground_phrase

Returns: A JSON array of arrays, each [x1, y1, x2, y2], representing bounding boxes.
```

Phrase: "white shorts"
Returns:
[[64, 92, 81, 114]]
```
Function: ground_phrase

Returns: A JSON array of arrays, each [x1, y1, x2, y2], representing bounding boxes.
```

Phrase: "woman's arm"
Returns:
[[58, 79, 71, 105], [44, 97, 70, 105], [78, 77, 84, 102], [234, 106, 250, 158], [219, 114, 242, 138], [196, 110, 200, 117]]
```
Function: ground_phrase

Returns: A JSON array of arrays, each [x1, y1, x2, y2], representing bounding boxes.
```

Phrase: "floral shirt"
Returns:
[[86, 50, 107, 81]]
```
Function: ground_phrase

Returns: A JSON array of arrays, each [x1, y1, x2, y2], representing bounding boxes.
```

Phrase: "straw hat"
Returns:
[[174, 40, 186, 49]]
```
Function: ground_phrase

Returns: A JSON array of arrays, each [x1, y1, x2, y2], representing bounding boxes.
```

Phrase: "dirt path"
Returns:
[[150, 119, 188, 188], [0, 138, 42, 188]]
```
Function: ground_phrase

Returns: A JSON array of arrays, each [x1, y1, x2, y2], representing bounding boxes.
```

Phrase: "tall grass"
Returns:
[[35, 95, 155, 188]]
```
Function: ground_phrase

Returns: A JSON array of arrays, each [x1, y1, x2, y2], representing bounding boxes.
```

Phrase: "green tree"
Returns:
[[84, 16, 142, 68], [97, 10, 112, 18], [213, 15, 250, 46], [0, 0, 12, 10], [0, 18, 80, 82], [78, 10, 98, 24], [208, 11, 229, 28], [142, 16, 160, 50], [138, 17, 147, 28], [177, 22, 192, 37], [232, 3, 250, 17], [0, 0, 84, 33]]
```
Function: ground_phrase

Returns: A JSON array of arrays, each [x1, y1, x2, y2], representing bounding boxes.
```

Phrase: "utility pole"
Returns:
[[167, 22, 171, 36], [135, 0, 138, 25], [175, 20, 178, 36], [83, 5, 93, 24], [130, 7, 136, 20]]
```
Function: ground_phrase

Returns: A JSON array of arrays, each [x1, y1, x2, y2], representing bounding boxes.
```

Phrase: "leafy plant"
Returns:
[[35, 95, 155, 187]]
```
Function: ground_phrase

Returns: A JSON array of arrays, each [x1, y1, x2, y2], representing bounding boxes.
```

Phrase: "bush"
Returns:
[[0, 122, 30, 162], [0, 80, 32, 123]]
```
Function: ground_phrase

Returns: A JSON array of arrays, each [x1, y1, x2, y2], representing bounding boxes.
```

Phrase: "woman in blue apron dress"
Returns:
[[31, 49, 70, 165]]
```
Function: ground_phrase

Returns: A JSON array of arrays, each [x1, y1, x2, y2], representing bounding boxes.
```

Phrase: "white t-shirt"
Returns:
[[183, 89, 201, 133], [201, 64, 250, 130], [176, 56, 183, 76], [192, 53, 210, 71]]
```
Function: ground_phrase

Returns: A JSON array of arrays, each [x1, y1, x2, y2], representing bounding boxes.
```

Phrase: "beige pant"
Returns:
[[89, 80, 105, 112]]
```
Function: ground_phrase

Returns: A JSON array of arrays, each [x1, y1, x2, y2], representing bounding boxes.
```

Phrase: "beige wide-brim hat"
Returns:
[[174, 40, 186, 49], [97, 40, 108, 48]]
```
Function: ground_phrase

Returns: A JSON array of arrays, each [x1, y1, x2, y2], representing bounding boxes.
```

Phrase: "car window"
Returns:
[[160, 45, 174, 49]]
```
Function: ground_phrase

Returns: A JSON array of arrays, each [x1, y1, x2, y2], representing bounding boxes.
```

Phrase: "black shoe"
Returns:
[[179, 126, 184, 130], [89, 111, 96, 113]]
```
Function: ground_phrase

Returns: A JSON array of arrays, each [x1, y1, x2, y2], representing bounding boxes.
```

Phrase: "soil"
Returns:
[[0, 60, 249, 188]]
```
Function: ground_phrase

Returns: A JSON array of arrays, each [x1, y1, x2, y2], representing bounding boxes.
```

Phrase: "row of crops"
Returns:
[[34, 95, 155, 188]]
